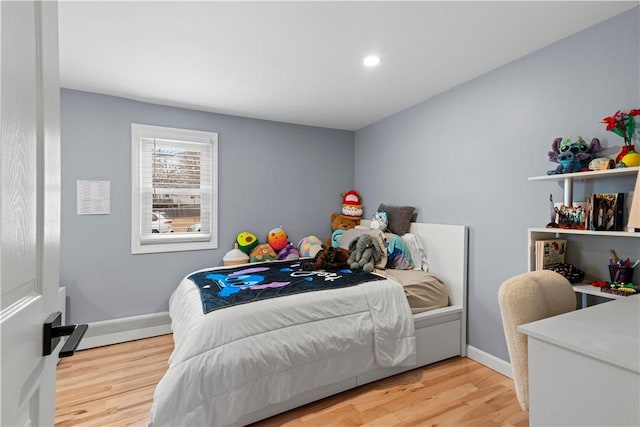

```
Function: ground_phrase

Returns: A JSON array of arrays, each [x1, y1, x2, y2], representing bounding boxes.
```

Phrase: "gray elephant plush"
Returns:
[[347, 234, 381, 273]]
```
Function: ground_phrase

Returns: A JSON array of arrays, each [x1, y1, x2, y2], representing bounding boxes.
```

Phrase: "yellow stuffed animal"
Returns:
[[620, 151, 640, 167]]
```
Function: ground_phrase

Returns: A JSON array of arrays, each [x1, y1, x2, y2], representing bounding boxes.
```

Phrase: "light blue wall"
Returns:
[[60, 90, 354, 324], [354, 8, 639, 361]]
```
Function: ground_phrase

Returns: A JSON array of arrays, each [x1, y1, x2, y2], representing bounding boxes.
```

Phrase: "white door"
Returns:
[[1, 1, 62, 426]]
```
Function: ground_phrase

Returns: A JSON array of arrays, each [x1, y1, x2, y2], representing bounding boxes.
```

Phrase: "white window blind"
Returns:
[[132, 124, 217, 254]]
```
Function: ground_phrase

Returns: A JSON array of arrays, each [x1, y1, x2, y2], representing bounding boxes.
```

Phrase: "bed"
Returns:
[[150, 222, 468, 427]]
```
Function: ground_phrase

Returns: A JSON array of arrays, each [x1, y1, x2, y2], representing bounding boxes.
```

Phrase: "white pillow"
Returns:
[[401, 233, 428, 271]]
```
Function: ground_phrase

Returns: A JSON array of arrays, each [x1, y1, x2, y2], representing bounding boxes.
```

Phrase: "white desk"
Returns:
[[518, 296, 640, 427]]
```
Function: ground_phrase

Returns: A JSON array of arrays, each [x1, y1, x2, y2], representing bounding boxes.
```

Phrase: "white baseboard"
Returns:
[[466, 345, 512, 378], [78, 311, 172, 350]]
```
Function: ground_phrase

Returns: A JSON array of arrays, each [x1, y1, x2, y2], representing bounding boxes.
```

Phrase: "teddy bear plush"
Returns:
[[347, 234, 381, 273], [331, 213, 360, 231], [301, 247, 350, 271]]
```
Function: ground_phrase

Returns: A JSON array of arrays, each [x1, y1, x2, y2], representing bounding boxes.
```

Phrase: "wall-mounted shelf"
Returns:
[[528, 227, 640, 238], [528, 167, 639, 205], [528, 166, 640, 182]]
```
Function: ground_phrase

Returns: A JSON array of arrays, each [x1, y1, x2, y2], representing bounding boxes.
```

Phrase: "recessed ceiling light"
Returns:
[[363, 55, 380, 67]]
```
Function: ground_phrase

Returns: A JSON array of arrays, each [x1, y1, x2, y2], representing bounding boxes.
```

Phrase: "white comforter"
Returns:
[[150, 267, 415, 427]]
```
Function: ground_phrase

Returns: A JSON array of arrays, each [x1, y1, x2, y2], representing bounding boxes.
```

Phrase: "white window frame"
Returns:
[[131, 123, 218, 254]]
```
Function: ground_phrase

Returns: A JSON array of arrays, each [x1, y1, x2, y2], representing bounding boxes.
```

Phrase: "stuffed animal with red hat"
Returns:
[[341, 190, 363, 217]]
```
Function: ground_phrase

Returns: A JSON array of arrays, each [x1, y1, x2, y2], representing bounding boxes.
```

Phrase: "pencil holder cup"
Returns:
[[609, 266, 634, 284]]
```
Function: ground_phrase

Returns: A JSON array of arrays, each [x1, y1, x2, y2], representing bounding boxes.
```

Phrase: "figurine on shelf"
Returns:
[[602, 282, 637, 296], [546, 194, 558, 228]]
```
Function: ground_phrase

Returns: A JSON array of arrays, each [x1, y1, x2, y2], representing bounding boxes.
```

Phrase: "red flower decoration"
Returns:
[[601, 108, 639, 146]]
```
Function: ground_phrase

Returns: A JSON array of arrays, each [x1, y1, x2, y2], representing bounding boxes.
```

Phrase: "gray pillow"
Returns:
[[378, 203, 416, 235]]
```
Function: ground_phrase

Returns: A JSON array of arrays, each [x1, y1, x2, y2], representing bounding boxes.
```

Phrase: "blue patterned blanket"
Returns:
[[188, 260, 385, 314]]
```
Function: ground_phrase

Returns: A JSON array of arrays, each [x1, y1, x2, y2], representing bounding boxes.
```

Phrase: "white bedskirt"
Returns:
[[150, 270, 416, 427]]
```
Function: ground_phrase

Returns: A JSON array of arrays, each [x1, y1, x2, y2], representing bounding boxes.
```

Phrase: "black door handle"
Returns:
[[43, 311, 88, 357]]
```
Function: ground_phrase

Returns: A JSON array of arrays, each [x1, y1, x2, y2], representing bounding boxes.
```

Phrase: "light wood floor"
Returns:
[[55, 334, 529, 427]]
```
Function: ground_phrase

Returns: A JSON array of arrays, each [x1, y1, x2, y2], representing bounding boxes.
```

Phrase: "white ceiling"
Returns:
[[58, 1, 638, 131]]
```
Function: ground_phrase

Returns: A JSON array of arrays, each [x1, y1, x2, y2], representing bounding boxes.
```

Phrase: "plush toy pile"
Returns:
[[224, 191, 407, 273], [224, 227, 301, 266], [225, 224, 344, 267]]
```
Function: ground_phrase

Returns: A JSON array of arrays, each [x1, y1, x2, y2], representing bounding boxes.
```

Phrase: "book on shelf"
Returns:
[[586, 193, 625, 231], [535, 239, 567, 271]]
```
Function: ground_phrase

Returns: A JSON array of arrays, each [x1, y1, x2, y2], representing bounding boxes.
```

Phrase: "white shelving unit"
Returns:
[[528, 167, 640, 305]]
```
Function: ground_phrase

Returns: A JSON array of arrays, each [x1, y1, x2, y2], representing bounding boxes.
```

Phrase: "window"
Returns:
[[131, 124, 217, 254]]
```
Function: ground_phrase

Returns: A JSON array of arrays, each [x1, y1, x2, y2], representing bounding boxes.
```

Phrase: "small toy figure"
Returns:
[[547, 136, 601, 175]]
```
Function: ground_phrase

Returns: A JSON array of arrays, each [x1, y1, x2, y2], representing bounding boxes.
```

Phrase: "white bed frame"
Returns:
[[236, 222, 468, 426]]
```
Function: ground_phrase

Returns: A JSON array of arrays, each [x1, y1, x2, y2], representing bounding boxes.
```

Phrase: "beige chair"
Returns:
[[498, 270, 576, 411]]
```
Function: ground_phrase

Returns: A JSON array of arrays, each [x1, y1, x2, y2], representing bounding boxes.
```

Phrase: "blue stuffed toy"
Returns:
[[370, 210, 388, 231], [547, 136, 601, 175], [330, 229, 345, 248]]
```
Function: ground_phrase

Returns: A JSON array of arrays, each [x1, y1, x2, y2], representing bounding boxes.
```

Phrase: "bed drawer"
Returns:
[[415, 319, 461, 366], [356, 319, 461, 386]]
